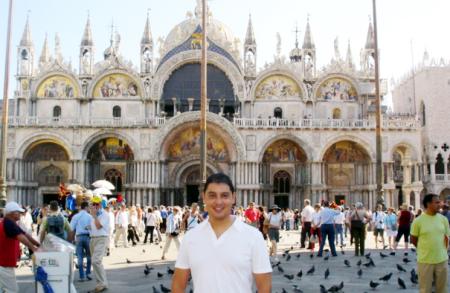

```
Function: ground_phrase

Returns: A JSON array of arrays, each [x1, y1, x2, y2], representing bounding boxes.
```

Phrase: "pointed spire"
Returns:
[[302, 16, 315, 50], [365, 16, 375, 49], [141, 10, 153, 45], [39, 33, 50, 64], [20, 14, 33, 47], [245, 14, 256, 46], [81, 13, 93, 46], [346, 40, 354, 68], [54, 33, 63, 62]]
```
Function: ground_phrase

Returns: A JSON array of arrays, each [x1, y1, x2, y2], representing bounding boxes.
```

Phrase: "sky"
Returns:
[[1, 0, 450, 107]]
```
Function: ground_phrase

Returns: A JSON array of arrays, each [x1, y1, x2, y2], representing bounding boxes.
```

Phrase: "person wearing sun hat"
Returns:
[[0, 202, 40, 293], [88, 196, 110, 292]]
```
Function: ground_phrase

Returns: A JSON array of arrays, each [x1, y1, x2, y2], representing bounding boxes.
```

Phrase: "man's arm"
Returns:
[[254, 272, 272, 293], [18, 233, 39, 253], [410, 235, 418, 247], [171, 268, 190, 293]]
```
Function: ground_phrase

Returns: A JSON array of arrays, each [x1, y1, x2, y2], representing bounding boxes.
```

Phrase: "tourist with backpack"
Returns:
[[39, 201, 72, 242]]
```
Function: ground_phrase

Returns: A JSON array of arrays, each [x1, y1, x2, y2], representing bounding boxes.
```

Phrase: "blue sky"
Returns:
[[1, 0, 450, 105]]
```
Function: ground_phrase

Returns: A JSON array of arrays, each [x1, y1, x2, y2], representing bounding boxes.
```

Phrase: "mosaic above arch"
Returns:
[[93, 73, 140, 98], [36, 75, 78, 98], [317, 78, 357, 101], [323, 141, 369, 163], [263, 139, 307, 163], [24, 142, 69, 161], [167, 127, 228, 162], [255, 75, 302, 100], [87, 138, 134, 161]]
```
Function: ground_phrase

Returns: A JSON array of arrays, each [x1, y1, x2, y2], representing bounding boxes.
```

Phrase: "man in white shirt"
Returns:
[[89, 197, 110, 293], [300, 199, 314, 248], [371, 205, 386, 249], [172, 173, 272, 293], [114, 204, 129, 248]]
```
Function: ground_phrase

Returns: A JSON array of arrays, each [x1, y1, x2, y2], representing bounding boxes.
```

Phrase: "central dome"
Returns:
[[162, 16, 241, 60]]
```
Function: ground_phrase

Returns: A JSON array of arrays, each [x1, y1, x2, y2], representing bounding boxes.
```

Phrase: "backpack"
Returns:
[[47, 214, 65, 239]]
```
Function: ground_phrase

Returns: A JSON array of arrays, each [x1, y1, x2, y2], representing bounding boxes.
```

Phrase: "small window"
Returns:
[[113, 106, 121, 118], [53, 106, 61, 119], [274, 107, 283, 119], [332, 108, 341, 119]]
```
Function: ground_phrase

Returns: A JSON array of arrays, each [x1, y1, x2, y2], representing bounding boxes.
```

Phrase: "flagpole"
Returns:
[[0, 0, 14, 208], [199, 0, 208, 186], [372, 0, 384, 206]]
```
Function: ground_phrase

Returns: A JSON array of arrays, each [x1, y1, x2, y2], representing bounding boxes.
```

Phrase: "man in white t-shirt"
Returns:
[[172, 173, 272, 293], [300, 199, 314, 248]]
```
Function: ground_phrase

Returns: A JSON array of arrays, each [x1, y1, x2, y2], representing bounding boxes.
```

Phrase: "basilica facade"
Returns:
[[4, 2, 441, 211]]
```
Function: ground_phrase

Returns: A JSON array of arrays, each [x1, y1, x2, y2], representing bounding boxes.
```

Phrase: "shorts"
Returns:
[[374, 228, 384, 236], [268, 227, 280, 242], [395, 225, 410, 243], [0, 266, 18, 293], [385, 229, 397, 237]]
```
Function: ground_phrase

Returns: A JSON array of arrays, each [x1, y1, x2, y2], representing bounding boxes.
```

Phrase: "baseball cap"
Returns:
[[5, 202, 25, 214]]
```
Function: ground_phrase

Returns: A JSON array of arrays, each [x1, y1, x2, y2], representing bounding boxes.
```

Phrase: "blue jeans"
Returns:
[[318, 224, 337, 256], [335, 224, 344, 246], [76, 234, 91, 279]]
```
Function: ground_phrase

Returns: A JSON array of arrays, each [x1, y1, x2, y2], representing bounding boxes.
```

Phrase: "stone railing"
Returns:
[[7, 116, 166, 128], [233, 118, 419, 130]]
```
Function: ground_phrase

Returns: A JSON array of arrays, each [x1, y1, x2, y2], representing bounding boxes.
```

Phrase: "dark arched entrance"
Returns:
[[161, 63, 237, 116]]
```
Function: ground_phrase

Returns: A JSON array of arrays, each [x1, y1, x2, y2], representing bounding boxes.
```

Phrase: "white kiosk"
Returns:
[[34, 234, 77, 293]]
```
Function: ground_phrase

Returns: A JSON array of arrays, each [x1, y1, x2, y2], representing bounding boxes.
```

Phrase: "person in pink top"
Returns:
[[244, 202, 259, 228]]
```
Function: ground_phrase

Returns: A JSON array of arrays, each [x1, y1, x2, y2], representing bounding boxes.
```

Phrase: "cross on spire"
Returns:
[[442, 143, 449, 152], [293, 23, 300, 49]]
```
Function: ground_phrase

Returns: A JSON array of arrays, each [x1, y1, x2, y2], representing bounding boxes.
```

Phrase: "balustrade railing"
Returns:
[[7, 116, 166, 128]]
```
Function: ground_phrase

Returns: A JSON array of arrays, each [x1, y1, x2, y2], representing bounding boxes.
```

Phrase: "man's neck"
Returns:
[[209, 216, 234, 236], [425, 209, 437, 216]]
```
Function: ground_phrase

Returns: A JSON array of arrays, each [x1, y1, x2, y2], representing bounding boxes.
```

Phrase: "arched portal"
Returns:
[[24, 141, 70, 205], [86, 137, 134, 193], [273, 170, 291, 208], [440, 188, 450, 203], [261, 139, 307, 208], [322, 140, 371, 204]]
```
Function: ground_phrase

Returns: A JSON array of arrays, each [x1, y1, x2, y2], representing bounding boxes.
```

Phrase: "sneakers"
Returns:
[[94, 285, 108, 292]]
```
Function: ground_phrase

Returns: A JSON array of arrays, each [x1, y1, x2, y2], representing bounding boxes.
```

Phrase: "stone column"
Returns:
[[187, 98, 194, 111], [207, 99, 211, 112], [430, 160, 436, 183], [171, 97, 177, 114]]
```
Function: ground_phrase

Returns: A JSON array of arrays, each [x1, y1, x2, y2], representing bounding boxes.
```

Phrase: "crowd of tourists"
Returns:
[[0, 173, 449, 293]]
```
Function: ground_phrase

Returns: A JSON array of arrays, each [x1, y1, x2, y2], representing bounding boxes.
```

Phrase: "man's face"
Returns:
[[202, 183, 235, 221], [427, 197, 441, 213], [8, 211, 21, 221]]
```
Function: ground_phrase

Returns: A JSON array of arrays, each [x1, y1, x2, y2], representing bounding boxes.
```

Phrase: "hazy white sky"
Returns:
[[1, 0, 450, 100]]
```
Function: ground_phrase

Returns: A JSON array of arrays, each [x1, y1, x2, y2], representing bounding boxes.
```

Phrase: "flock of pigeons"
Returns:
[[119, 245, 449, 292]]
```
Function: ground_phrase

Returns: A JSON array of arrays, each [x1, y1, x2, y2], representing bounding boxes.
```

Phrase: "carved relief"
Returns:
[[37, 75, 78, 98], [316, 78, 357, 101], [255, 75, 301, 99], [93, 73, 140, 98]]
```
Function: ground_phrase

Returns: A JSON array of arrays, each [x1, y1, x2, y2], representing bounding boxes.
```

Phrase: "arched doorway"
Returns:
[[273, 170, 290, 208], [440, 188, 450, 204], [323, 141, 371, 204], [86, 137, 134, 194], [179, 165, 214, 206], [261, 139, 307, 208], [24, 142, 70, 206]]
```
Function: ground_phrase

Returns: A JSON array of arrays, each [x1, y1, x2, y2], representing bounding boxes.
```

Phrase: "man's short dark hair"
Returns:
[[422, 193, 439, 208], [80, 201, 89, 209], [49, 201, 59, 211], [204, 173, 235, 193]]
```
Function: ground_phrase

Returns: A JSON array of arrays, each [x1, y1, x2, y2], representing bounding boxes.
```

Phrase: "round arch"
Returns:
[[322, 140, 371, 163], [154, 50, 245, 101], [171, 160, 220, 188], [318, 135, 374, 162], [439, 188, 450, 202], [389, 142, 419, 161], [313, 73, 361, 102], [251, 69, 307, 102], [32, 72, 81, 98], [257, 134, 312, 163], [81, 131, 139, 160], [88, 69, 144, 98], [17, 133, 73, 160]]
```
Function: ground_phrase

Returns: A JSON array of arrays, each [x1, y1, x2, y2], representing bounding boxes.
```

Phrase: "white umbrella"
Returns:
[[108, 197, 117, 203], [92, 180, 115, 190], [66, 184, 83, 192], [93, 187, 113, 196]]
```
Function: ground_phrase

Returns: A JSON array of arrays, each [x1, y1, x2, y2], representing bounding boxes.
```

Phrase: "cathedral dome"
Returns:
[[162, 17, 241, 59]]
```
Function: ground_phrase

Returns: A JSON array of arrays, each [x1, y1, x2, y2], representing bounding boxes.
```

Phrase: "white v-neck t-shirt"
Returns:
[[175, 216, 272, 293]]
